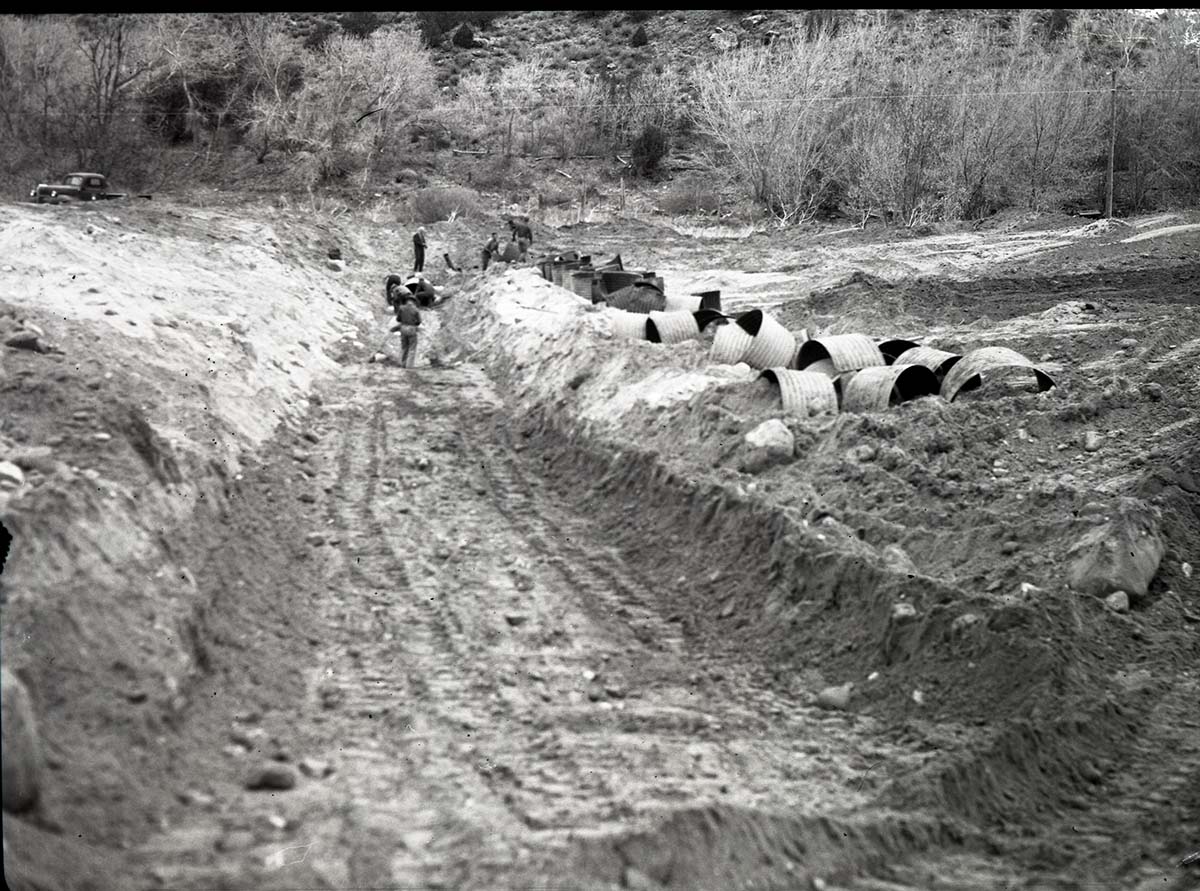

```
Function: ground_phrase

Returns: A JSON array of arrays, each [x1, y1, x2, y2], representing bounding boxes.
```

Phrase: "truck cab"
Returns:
[[30, 172, 112, 204]]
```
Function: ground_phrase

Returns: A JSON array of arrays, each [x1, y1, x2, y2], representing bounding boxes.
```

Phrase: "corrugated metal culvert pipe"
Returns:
[[878, 339, 921, 364], [605, 281, 667, 314], [608, 310, 650, 340], [736, 310, 800, 370], [940, 346, 1057, 401], [893, 346, 963, 380], [664, 293, 703, 313], [840, 365, 940, 412], [711, 321, 754, 364], [760, 368, 840, 418], [646, 311, 701, 345], [795, 334, 887, 375]]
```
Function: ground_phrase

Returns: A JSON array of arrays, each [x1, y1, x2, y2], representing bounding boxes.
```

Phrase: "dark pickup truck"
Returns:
[[29, 172, 129, 204]]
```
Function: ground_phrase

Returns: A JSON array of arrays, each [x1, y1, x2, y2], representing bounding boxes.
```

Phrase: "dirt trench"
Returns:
[[111, 352, 1198, 890], [106, 356, 1000, 891], [4, 206, 1200, 891]]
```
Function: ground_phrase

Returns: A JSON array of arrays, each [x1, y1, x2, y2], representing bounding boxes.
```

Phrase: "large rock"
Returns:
[[739, 419, 794, 474], [1068, 497, 1165, 600], [6, 446, 55, 474], [816, 683, 853, 711], [4, 330, 44, 352], [880, 543, 918, 576], [0, 460, 25, 488], [244, 763, 297, 791], [2, 667, 43, 814]]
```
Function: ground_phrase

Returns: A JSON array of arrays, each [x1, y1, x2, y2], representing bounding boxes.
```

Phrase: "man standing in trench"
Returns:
[[392, 293, 422, 368], [482, 232, 499, 271], [509, 219, 533, 260], [412, 226, 427, 273]]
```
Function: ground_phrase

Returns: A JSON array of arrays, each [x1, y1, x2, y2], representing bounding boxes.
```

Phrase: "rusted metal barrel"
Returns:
[[641, 272, 666, 293], [554, 261, 582, 289], [570, 269, 595, 300], [601, 270, 640, 294], [693, 290, 722, 312]]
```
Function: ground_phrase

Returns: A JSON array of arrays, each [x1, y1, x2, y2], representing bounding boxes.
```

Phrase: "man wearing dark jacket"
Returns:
[[405, 274, 438, 307], [385, 274, 405, 310], [482, 232, 499, 271], [509, 220, 533, 259], [392, 294, 421, 368], [412, 226, 427, 273]]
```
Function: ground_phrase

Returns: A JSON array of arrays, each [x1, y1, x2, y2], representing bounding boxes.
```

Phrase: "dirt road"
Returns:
[[129, 358, 976, 890], [128, 353, 1199, 891]]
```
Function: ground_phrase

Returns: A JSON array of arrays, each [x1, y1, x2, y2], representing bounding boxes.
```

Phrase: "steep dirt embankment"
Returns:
[[0, 201, 374, 887], [434, 266, 1200, 885]]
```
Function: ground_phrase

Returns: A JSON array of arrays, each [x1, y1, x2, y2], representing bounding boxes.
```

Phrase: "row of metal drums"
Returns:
[[542, 257, 1056, 415], [612, 302, 1056, 417], [711, 314, 1056, 417], [540, 252, 674, 306]]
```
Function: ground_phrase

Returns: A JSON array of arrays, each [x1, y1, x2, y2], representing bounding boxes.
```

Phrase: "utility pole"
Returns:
[[1106, 69, 1117, 219]]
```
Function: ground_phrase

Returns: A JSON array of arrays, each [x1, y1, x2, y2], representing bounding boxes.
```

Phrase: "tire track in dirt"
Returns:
[[321, 366, 946, 885], [304, 382, 534, 889], [474, 418, 688, 660], [1014, 675, 1200, 890], [134, 361, 996, 891]]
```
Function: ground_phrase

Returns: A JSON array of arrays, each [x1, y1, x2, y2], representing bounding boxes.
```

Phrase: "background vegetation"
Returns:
[[1, 9, 1197, 223]]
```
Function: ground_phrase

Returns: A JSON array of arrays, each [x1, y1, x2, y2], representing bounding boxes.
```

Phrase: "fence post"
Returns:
[[1105, 69, 1117, 219]]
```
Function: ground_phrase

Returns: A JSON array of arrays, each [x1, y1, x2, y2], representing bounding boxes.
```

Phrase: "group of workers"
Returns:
[[482, 219, 533, 271], [382, 218, 534, 368]]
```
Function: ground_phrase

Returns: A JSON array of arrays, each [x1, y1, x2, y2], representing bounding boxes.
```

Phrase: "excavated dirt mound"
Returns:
[[435, 263, 1200, 888]]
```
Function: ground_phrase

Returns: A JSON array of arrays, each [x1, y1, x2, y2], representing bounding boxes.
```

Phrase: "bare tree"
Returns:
[[145, 14, 238, 152], [0, 16, 80, 171], [233, 14, 305, 163], [70, 14, 158, 170], [1006, 53, 1099, 209], [254, 27, 437, 183], [692, 32, 853, 224]]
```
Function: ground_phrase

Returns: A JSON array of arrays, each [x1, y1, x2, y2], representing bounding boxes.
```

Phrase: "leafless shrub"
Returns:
[[658, 178, 721, 215], [411, 186, 481, 223], [692, 32, 852, 224]]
